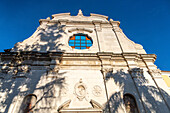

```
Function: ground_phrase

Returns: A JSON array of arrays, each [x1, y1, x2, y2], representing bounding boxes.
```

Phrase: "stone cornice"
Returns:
[[39, 19, 113, 25], [68, 28, 93, 33], [52, 13, 71, 18], [90, 13, 108, 20], [0, 52, 157, 70]]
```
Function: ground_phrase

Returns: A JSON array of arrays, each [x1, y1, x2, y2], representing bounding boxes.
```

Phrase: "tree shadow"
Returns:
[[18, 71, 67, 113], [0, 23, 68, 113], [0, 57, 67, 113], [104, 68, 170, 113], [12, 24, 66, 52]]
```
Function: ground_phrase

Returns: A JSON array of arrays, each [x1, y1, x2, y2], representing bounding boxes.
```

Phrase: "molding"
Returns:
[[68, 28, 93, 33], [52, 13, 71, 18], [90, 13, 108, 20]]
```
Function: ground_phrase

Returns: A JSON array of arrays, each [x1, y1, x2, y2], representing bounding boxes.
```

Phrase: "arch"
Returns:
[[123, 94, 139, 113], [19, 94, 37, 113]]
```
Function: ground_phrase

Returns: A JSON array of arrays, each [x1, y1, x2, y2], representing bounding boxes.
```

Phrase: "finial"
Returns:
[[77, 9, 83, 16], [110, 18, 114, 22], [46, 17, 50, 20]]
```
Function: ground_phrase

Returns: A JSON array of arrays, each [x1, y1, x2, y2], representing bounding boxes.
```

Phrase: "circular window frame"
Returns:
[[68, 33, 93, 50]]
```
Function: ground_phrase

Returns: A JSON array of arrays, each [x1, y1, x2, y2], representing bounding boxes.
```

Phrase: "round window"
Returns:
[[68, 34, 93, 50]]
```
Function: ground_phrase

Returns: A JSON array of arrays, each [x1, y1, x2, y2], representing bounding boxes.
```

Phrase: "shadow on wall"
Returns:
[[13, 24, 66, 52], [0, 67, 67, 113], [104, 69, 170, 113]]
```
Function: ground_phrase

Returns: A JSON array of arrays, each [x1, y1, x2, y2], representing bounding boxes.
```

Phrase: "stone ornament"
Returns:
[[0, 66, 9, 74], [46, 67, 60, 75], [92, 85, 102, 97], [74, 79, 87, 101], [129, 68, 143, 78], [101, 67, 113, 73], [129, 68, 149, 84], [149, 69, 162, 77], [18, 65, 31, 73]]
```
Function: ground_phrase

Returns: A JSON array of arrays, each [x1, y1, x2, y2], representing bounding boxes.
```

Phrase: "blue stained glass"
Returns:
[[81, 36, 86, 40], [81, 40, 86, 43], [81, 43, 86, 46], [75, 36, 80, 39], [75, 40, 80, 43], [86, 40, 92, 43], [75, 43, 80, 46], [81, 47, 86, 49], [69, 40, 75, 43], [75, 47, 80, 49], [87, 43, 92, 47], [69, 43, 74, 46], [69, 35, 93, 50]]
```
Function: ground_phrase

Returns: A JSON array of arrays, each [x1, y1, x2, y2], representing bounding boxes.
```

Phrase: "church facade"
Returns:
[[0, 10, 169, 113]]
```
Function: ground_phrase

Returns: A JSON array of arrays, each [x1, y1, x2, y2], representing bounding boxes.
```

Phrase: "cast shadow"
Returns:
[[0, 65, 67, 113], [12, 24, 66, 52], [104, 69, 170, 113]]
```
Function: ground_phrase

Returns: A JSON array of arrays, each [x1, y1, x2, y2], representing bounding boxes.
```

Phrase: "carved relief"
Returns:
[[129, 68, 143, 78], [18, 65, 31, 73], [74, 79, 87, 101], [0, 66, 9, 74], [149, 69, 162, 78], [101, 67, 113, 73], [130, 68, 149, 83], [92, 85, 102, 97], [0, 65, 30, 79], [8, 68, 18, 75], [47, 67, 60, 75]]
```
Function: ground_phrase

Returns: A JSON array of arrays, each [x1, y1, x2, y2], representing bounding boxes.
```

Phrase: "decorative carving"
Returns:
[[0, 65, 30, 79], [74, 79, 87, 101], [47, 67, 60, 75], [149, 69, 162, 78], [0, 66, 9, 74], [9, 68, 18, 75], [129, 68, 149, 83], [129, 68, 143, 78], [92, 85, 102, 97], [101, 68, 113, 73], [18, 65, 31, 73], [68, 28, 93, 33]]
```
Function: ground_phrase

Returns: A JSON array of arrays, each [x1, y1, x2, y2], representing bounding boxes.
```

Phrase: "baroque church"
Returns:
[[0, 10, 170, 113]]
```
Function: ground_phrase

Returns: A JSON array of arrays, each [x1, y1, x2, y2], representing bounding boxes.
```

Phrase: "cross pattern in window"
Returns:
[[68, 35, 93, 49]]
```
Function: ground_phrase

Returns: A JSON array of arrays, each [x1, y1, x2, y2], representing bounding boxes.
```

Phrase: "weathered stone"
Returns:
[[0, 10, 169, 113]]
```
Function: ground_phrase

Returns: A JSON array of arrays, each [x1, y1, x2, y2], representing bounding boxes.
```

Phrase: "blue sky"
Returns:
[[0, 0, 170, 70]]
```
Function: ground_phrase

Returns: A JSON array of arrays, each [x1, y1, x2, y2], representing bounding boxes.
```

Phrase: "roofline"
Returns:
[[161, 70, 170, 72]]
